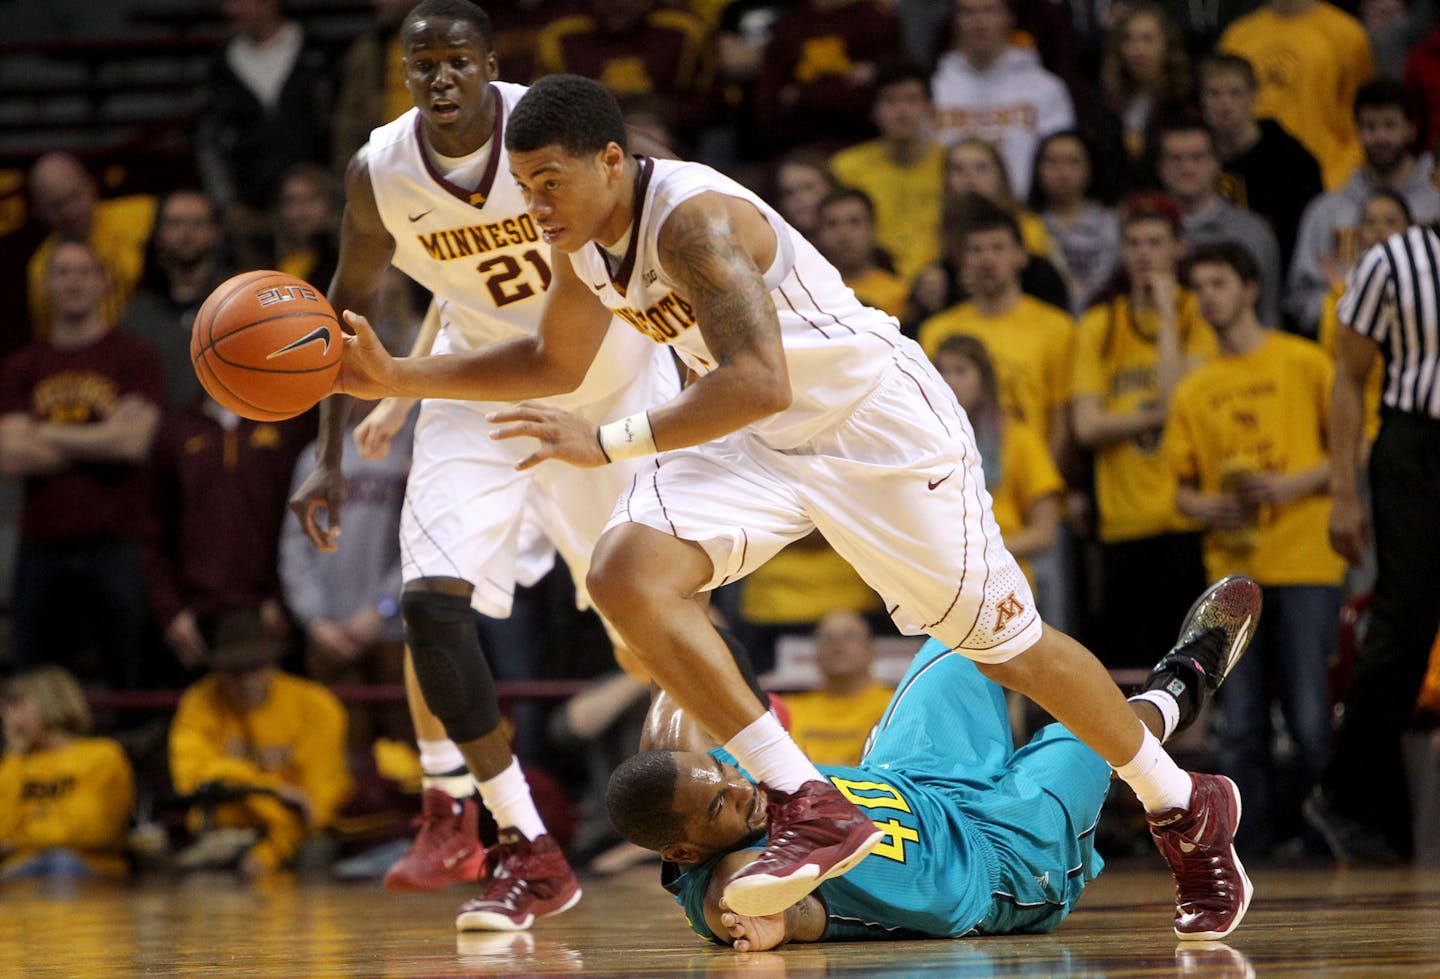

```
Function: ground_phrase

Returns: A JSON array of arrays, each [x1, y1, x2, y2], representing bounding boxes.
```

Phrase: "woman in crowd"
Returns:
[[0, 666, 135, 879]]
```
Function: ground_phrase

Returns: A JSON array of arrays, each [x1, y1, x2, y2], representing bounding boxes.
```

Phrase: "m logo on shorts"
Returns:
[[994, 592, 1026, 633]]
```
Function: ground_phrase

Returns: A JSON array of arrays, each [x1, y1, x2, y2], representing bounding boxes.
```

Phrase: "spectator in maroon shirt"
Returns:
[[142, 390, 315, 679], [753, 0, 904, 154], [0, 241, 164, 688]]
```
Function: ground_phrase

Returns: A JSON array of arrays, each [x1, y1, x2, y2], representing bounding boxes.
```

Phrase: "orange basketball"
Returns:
[[191, 269, 342, 421]]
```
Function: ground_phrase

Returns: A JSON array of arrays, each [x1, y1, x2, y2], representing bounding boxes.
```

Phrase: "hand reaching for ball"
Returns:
[[334, 310, 399, 401]]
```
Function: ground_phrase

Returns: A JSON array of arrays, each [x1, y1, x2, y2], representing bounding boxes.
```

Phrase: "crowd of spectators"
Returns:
[[3, 0, 1440, 877]]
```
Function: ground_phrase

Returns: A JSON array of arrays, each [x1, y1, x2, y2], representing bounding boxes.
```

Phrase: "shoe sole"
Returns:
[[454, 886, 583, 932], [721, 827, 885, 917], [1175, 776, 1253, 941], [1186, 576, 1262, 688]]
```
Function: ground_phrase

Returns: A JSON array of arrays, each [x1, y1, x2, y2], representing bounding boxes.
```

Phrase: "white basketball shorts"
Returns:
[[606, 343, 1042, 663], [402, 359, 679, 618]]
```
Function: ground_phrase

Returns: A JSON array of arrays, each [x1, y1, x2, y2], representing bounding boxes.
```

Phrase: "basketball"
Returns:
[[190, 269, 342, 421]]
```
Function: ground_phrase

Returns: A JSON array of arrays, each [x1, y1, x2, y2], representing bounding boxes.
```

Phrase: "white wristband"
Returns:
[[597, 411, 657, 462]]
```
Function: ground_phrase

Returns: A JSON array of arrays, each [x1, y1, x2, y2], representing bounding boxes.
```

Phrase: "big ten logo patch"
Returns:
[[994, 591, 1026, 633], [257, 283, 321, 306]]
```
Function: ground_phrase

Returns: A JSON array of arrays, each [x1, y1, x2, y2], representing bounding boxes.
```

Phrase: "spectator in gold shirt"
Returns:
[[1071, 192, 1214, 669], [813, 188, 909, 318], [829, 62, 945, 285], [0, 665, 135, 879], [169, 610, 352, 878], [1165, 241, 1344, 859], [25, 152, 155, 337], [780, 611, 893, 766]]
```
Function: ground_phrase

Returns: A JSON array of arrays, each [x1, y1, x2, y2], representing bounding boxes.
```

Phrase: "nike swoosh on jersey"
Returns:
[[927, 469, 956, 491], [267, 326, 333, 359], [408, 208, 434, 222]]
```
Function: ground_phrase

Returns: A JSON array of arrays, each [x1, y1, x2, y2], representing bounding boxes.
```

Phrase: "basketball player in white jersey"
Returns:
[[334, 75, 1254, 941], [288, 3, 682, 931]]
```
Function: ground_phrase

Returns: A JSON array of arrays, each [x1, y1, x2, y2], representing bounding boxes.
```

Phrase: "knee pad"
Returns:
[[402, 590, 501, 743]]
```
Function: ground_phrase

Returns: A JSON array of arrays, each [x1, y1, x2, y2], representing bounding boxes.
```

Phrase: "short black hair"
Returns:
[[402, 0, 494, 53], [1186, 240, 1261, 285], [1354, 78, 1417, 122], [872, 60, 931, 101], [952, 191, 1023, 246], [505, 74, 628, 157], [818, 186, 876, 221], [1154, 115, 1216, 157], [1198, 52, 1256, 90], [606, 751, 686, 852]]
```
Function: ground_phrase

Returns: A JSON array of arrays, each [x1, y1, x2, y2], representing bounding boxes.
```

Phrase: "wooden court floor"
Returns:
[[2, 864, 1437, 977]]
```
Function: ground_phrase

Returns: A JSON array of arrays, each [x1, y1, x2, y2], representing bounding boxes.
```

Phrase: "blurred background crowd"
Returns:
[[2, 0, 1440, 885]]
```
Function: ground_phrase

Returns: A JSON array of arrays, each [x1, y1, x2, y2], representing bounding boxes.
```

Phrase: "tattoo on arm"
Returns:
[[660, 201, 779, 361]]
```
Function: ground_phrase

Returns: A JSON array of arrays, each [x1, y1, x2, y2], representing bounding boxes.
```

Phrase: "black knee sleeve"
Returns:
[[402, 590, 501, 743]]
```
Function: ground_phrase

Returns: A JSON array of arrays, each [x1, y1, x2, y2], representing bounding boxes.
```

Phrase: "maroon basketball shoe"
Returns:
[[455, 831, 582, 931], [721, 779, 884, 918], [383, 788, 487, 893], [1148, 773, 1253, 940]]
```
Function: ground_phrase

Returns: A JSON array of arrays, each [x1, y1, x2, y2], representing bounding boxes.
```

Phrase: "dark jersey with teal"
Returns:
[[664, 747, 1002, 942]]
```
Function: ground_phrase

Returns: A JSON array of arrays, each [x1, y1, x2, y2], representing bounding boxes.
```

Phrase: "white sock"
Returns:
[[1128, 690, 1181, 743], [1114, 728, 1193, 813], [476, 758, 547, 841], [418, 738, 473, 800], [723, 711, 823, 793]]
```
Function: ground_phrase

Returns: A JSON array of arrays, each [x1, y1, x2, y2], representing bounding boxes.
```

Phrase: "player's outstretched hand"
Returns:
[[355, 397, 417, 460], [487, 403, 609, 470], [717, 898, 788, 953], [335, 310, 397, 401]]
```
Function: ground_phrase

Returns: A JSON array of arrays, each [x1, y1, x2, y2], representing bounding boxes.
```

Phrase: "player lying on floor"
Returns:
[[607, 576, 1261, 950]]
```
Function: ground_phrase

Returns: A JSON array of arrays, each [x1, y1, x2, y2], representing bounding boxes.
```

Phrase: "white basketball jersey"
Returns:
[[569, 158, 902, 448], [367, 83, 660, 411]]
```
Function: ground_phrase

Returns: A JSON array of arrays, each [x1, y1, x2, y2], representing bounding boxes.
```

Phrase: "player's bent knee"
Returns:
[[401, 590, 501, 743], [974, 629, 1051, 691]]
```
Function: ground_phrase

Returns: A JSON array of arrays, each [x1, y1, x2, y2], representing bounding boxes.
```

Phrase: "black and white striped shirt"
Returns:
[[1339, 224, 1440, 419]]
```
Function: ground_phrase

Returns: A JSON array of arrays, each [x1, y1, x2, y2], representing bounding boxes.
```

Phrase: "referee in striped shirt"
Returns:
[[1304, 221, 1440, 864]]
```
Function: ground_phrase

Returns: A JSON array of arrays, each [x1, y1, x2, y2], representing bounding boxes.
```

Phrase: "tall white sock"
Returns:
[[418, 738, 473, 800], [723, 711, 823, 793], [476, 758, 547, 841], [1114, 728, 1193, 813], [1128, 690, 1181, 743]]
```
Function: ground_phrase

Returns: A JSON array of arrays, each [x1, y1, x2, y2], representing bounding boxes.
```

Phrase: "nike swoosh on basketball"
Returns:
[[928, 469, 955, 491], [267, 326, 333, 359], [408, 209, 434, 222]]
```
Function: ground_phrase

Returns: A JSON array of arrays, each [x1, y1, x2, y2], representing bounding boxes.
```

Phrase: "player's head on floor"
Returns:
[[505, 75, 632, 252], [400, 0, 498, 136], [607, 750, 768, 864]]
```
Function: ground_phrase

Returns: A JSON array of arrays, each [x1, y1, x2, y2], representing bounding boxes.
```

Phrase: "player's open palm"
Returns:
[[355, 397, 416, 460], [487, 403, 609, 470], [335, 310, 397, 401], [718, 900, 788, 952]]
